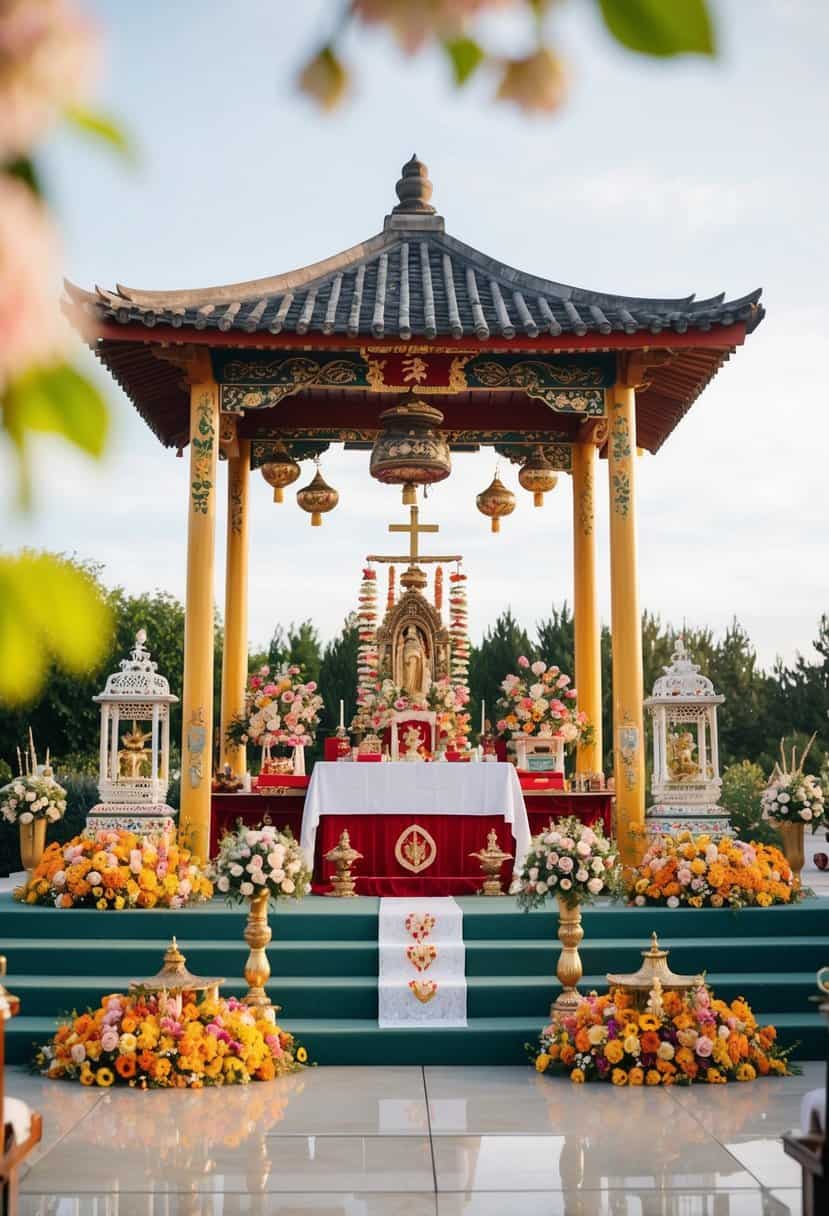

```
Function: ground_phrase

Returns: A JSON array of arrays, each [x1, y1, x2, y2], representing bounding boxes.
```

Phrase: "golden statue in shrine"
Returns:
[[119, 721, 152, 779], [666, 730, 700, 782], [402, 625, 429, 697]]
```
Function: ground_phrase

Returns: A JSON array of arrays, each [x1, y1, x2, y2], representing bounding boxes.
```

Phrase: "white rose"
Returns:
[[281, 878, 295, 894], [536, 880, 548, 895], [286, 860, 301, 875], [240, 881, 254, 896], [252, 870, 266, 883], [560, 722, 578, 743], [271, 868, 285, 882], [19, 810, 34, 824], [531, 661, 546, 676], [13, 783, 24, 796], [558, 856, 573, 873], [576, 841, 591, 857], [634, 894, 645, 906], [230, 863, 244, 878], [591, 858, 604, 875], [217, 876, 230, 892], [587, 877, 603, 895], [528, 867, 539, 882], [667, 896, 680, 908], [248, 854, 263, 869], [87, 871, 101, 886], [801, 809, 813, 821], [25, 790, 36, 801], [576, 869, 589, 883], [529, 682, 544, 700], [777, 792, 790, 804], [559, 878, 572, 890], [52, 869, 66, 888]]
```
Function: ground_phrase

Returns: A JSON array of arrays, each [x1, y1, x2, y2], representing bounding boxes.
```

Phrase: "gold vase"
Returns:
[[243, 890, 280, 1014], [553, 895, 584, 1016], [777, 820, 806, 881], [19, 818, 47, 875]]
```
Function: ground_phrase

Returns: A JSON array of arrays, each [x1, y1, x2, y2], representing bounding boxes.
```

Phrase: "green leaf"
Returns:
[[443, 37, 485, 86], [596, 0, 715, 57], [63, 106, 134, 160], [3, 364, 110, 460], [0, 554, 111, 704]]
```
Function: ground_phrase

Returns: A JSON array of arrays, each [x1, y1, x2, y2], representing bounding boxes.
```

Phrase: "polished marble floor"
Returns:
[[5, 1062, 821, 1215]]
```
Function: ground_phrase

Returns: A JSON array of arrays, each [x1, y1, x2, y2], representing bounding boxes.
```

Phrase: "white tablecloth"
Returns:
[[300, 761, 531, 870]]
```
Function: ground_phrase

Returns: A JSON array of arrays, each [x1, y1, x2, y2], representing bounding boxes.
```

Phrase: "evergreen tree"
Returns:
[[318, 615, 360, 736], [468, 609, 534, 735]]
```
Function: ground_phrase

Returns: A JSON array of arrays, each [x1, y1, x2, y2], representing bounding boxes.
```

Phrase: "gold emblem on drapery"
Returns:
[[394, 824, 437, 874]]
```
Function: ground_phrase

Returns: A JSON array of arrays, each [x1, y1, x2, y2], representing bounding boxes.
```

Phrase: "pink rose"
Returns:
[[695, 1036, 714, 1058], [517, 656, 530, 668]]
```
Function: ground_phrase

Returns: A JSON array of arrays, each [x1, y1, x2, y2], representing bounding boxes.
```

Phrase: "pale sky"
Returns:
[[3, 0, 828, 670]]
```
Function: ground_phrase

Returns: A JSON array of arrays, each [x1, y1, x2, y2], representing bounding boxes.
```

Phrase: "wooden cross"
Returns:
[[366, 504, 461, 565]]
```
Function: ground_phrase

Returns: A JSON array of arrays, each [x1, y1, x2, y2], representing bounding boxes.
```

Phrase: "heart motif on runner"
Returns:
[[408, 979, 438, 1004], [405, 912, 436, 942], [406, 943, 437, 972]]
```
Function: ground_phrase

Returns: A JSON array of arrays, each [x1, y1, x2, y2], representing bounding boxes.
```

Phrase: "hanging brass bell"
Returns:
[[369, 400, 451, 503], [476, 474, 516, 534], [518, 446, 558, 507], [296, 466, 339, 527], [260, 443, 300, 503]]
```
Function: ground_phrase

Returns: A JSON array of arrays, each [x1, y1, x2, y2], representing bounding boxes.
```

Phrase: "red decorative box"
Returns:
[[254, 775, 310, 790], [324, 736, 352, 761], [518, 772, 565, 791]]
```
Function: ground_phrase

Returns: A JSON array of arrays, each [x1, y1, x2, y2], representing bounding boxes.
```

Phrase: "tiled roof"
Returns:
[[64, 157, 763, 345]]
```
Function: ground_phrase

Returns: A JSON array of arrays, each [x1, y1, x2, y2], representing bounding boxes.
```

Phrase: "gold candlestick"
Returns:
[[324, 829, 363, 897], [469, 829, 513, 896], [243, 890, 280, 1014], [552, 896, 584, 1016]]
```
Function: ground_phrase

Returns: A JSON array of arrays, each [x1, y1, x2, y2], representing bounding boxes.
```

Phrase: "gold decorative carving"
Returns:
[[579, 466, 594, 537], [219, 414, 240, 460], [394, 824, 437, 874]]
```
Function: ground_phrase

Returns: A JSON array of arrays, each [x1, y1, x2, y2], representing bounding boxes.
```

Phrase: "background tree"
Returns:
[[318, 615, 361, 737], [468, 608, 534, 735]]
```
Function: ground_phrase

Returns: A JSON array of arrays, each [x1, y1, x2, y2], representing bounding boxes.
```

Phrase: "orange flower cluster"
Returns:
[[627, 833, 798, 910], [14, 829, 213, 910], [530, 983, 793, 1085], [36, 989, 309, 1088]]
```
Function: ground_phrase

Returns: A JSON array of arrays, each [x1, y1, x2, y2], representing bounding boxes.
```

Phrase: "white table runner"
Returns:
[[378, 897, 467, 1028], [300, 761, 531, 870]]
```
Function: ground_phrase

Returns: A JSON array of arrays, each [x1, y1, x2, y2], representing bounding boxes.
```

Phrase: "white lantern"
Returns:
[[87, 630, 179, 836], [643, 641, 730, 838]]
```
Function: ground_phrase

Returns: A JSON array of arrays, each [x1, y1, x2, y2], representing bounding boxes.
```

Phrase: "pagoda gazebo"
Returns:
[[64, 156, 763, 862]]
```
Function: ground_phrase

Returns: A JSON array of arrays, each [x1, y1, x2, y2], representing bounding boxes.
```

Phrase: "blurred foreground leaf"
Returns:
[[596, 0, 715, 57], [0, 554, 112, 704], [443, 37, 485, 86], [64, 106, 133, 160], [2, 363, 110, 505]]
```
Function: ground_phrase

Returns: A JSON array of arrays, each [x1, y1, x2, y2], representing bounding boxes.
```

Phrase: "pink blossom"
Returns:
[[695, 1036, 714, 1058], [517, 655, 530, 668]]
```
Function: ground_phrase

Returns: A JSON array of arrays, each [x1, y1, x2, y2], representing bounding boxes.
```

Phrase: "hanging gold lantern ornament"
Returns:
[[518, 445, 558, 508], [296, 458, 339, 527], [476, 467, 516, 534], [369, 399, 451, 505], [260, 442, 300, 503]]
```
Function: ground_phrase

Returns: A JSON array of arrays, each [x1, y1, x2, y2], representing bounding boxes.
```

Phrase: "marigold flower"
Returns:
[[645, 1069, 661, 1086], [628, 1067, 644, 1086], [95, 1067, 115, 1087], [535, 1052, 550, 1073], [570, 1068, 586, 1084], [611, 1068, 628, 1086]]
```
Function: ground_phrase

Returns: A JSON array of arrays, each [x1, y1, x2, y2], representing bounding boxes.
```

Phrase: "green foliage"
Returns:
[[720, 761, 779, 845], [0, 552, 112, 705], [318, 615, 360, 737], [443, 37, 485, 85], [468, 609, 533, 735], [265, 621, 322, 685], [596, 0, 715, 58]]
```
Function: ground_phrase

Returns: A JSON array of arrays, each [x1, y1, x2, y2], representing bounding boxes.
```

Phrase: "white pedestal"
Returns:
[[85, 803, 177, 838], [646, 802, 731, 838]]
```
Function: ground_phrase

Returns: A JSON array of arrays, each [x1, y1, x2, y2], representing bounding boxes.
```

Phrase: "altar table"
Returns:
[[300, 760, 531, 870]]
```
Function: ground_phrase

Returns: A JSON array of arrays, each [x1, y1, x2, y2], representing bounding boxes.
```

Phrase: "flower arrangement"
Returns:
[[762, 734, 825, 829], [627, 832, 798, 910], [496, 657, 592, 747], [530, 981, 794, 1085], [1, 771, 66, 825], [512, 817, 618, 909], [351, 675, 471, 750], [14, 829, 213, 909], [211, 822, 311, 904], [35, 989, 309, 1088], [226, 664, 323, 752]]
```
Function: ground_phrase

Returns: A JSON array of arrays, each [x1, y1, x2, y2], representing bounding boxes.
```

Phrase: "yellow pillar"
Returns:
[[221, 439, 250, 772], [571, 441, 602, 773], [607, 380, 645, 864], [180, 355, 219, 860]]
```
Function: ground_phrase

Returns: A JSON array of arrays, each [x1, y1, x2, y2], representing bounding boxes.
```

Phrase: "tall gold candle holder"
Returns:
[[469, 829, 513, 896], [324, 829, 363, 897], [552, 896, 584, 1016], [19, 818, 47, 876], [243, 890, 280, 1015]]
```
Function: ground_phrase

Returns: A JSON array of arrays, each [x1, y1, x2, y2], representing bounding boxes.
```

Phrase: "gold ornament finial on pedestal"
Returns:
[[469, 829, 513, 896], [552, 897, 584, 1017], [324, 829, 363, 897], [606, 932, 703, 1010]]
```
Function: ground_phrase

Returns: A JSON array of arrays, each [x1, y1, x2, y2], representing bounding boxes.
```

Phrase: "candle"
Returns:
[[480, 700, 486, 736], [339, 699, 345, 730]]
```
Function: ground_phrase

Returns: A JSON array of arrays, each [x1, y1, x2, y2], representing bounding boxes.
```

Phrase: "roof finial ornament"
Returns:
[[392, 154, 436, 215]]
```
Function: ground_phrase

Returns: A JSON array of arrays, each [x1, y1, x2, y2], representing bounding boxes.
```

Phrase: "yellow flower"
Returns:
[[79, 1066, 95, 1086], [95, 1067, 115, 1087], [645, 1069, 661, 1086], [657, 1041, 675, 1061], [611, 1068, 628, 1086], [296, 1046, 308, 1064], [86, 1040, 102, 1061], [535, 1052, 551, 1073], [706, 1068, 726, 1084], [114, 895, 126, 910], [756, 892, 772, 907], [587, 1024, 607, 1046], [736, 1063, 756, 1082], [638, 1013, 659, 1032], [628, 1067, 644, 1086], [604, 1040, 624, 1064], [119, 1033, 137, 1054], [95, 898, 107, 910], [570, 1068, 585, 1084], [623, 1035, 640, 1055]]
